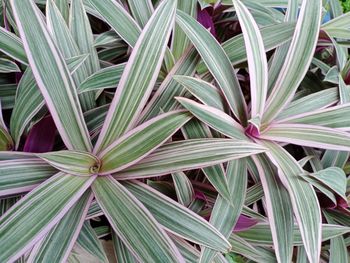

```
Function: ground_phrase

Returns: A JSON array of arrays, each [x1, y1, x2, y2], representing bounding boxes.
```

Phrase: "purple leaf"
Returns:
[[233, 215, 258, 232], [23, 116, 57, 153], [197, 8, 217, 38]]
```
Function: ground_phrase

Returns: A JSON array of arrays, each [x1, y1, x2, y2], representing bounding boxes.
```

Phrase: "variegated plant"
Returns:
[[0, 0, 349, 262]]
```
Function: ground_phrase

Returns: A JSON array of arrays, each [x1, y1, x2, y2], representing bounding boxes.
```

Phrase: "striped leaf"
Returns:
[[124, 181, 232, 253], [10, 55, 88, 148], [11, 0, 92, 151], [88, 0, 141, 47], [197, 22, 296, 74], [200, 159, 247, 263], [235, 223, 350, 246], [78, 63, 125, 93], [277, 104, 350, 130], [0, 173, 95, 262], [177, 97, 246, 140], [115, 139, 266, 179], [92, 176, 184, 263], [112, 231, 138, 263], [139, 47, 199, 122], [0, 58, 20, 73], [275, 88, 338, 122], [262, 0, 322, 124], [99, 111, 191, 174], [261, 141, 321, 263], [0, 26, 27, 64], [261, 123, 350, 151], [38, 151, 100, 176], [252, 154, 294, 263], [28, 191, 93, 263], [172, 172, 195, 207], [77, 222, 109, 263], [94, 0, 176, 153], [0, 159, 57, 197], [176, 10, 248, 123], [174, 76, 226, 111], [233, 0, 268, 121], [171, 0, 197, 60], [127, 0, 154, 28]]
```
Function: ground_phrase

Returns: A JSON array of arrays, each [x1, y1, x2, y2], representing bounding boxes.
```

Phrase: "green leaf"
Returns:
[[171, 0, 197, 60], [176, 10, 248, 123], [94, 0, 176, 153], [11, 0, 92, 151], [172, 172, 195, 207], [233, 0, 268, 121], [0, 173, 95, 262], [262, 0, 322, 124], [261, 123, 350, 151], [177, 97, 246, 140], [115, 139, 266, 179], [38, 151, 100, 176], [77, 221, 108, 263], [200, 159, 247, 263], [235, 223, 350, 246], [252, 154, 293, 263], [28, 191, 93, 263], [127, 0, 154, 28], [174, 76, 226, 111], [78, 63, 125, 93], [123, 180, 232, 253], [261, 141, 321, 263], [0, 26, 27, 64], [112, 231, 138, 263], [0, 58, 20, 73], [92, 176, 184, 263], [197, 22, 295, 75], [0, 159, 57, 196], [99, 111, 192, 174]]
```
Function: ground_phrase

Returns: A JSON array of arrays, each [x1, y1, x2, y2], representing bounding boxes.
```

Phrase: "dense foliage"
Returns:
[[0, 0, 349, 262]]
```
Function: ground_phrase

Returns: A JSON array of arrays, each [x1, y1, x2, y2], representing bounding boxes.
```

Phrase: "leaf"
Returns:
[[76, 222, 108, 263], [78, 63, 125, 93], [10, 55, 87, 148], [127, 0, 154, 28], [176, 10, 248, 123], [176, 97, 246, 140], [94, 0, 176, 153], [112, 231, 138, 263], [115, 139, 266, 179], [197, 22, 296, 74], [11, 0, 92, 151], [275, 88, 338, 122], [0, 159, 57, 197], [123, 180, 232, 253], [172, 172, 195, 207], [0, 173, 95, 262], [174, 76, 226, 111], [0, 26, 27, 64], [261, 123, 350, 151], [99, 111, 191, 174], [92, 176, 184, 263], [38, 151, 100, 176], [277, 104, 350, 130], [0, 58, 20, 73], [200, 159, 247, 263], [252, 154, 293, 263], [235, 223, 350, 246], [28, 191, 93, 263], [139, 47, 199, 122], [88, 0, 141, 47], [261, 141, 321, 263], [232, 0, 268, 121], [171, 0, 197, 60], [262, 0, 322, 124]]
